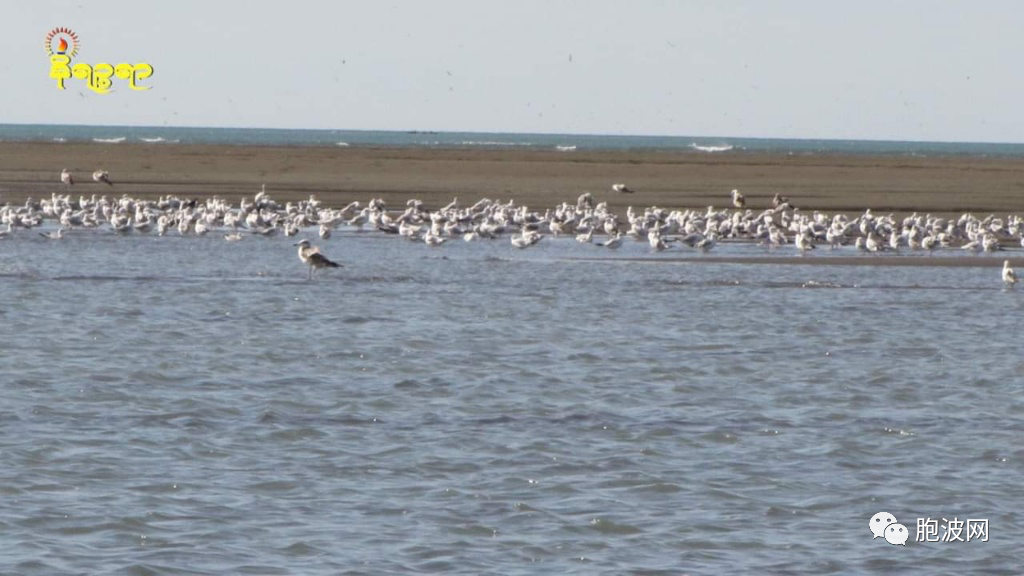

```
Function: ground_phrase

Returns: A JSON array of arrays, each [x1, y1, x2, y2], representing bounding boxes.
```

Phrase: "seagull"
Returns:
[[577, 192, 594, 210], [731, 189, 746, 208], [423, 229, 447, 247], [695, 232, 719, 251], [61, 168, 73, 186], [795, 229, 816, 253], [865, 231, 884, 253], [40, 227, 65, 240], [575, 228, 594, 243], [648, 228, 669, 251], [510, 229, 542, 248], [1003, 260, 1017, 287], [224, 232, 243, 241], [611, 183, 634, 194], [295, 239, 341, 279], [92, 170, 113, 186], [597, 232, 623, 249]]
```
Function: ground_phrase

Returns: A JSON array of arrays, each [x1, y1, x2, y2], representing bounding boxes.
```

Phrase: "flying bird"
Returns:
[[93, 170, 113, 186], [295, 239, 341, 279]]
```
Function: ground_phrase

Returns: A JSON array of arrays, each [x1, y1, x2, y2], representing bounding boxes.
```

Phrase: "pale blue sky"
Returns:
[[5, 1, 1023, 141]]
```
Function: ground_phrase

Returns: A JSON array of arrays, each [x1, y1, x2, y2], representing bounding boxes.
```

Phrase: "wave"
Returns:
[[138, 137, 180, 144], [556, 145, 577, 152], [690, 143, 734, 153], [458, 140, 534, 147], [93, 137, 127, 144]]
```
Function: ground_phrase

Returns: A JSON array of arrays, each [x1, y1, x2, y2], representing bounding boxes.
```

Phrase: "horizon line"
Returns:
[[1, 122, 1022, 147]]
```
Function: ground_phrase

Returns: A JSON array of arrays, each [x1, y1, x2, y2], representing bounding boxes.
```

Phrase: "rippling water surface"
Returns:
[[2, 230, 1022, 574]]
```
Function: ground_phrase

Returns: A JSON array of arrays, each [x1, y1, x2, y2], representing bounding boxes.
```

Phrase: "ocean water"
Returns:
[[5, 122, 1024, 157], [1, 229, 1022, 574]]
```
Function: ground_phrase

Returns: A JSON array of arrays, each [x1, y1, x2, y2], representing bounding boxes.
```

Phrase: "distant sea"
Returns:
[[2, 123, 1024, 157]]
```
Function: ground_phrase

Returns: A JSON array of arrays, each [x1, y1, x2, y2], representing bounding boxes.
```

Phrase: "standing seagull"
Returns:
[[295, 239, 341, 279], [1003, 260, 1017, 288], [731, 189, 746, 208], [61, 168, 74, 186], [92, 170, 113, 186]]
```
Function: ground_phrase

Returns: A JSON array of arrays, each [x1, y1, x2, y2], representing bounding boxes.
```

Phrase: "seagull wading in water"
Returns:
[[1003, 260, 1017, 287], [295, 239, 341, 279]]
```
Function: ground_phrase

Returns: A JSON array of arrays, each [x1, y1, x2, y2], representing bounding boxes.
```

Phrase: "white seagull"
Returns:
[[597, 232, 624, 249], [510, 229, 542, 248], [295, 239, 341, 279], [92, 170, 113, 186], [1003, 260, 1017, 287], [40, 227, 65, 240], [611, 183, 634, 194], [61, 168, 73, 186]]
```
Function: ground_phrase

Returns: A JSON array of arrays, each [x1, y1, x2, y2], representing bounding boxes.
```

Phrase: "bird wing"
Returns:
[[309, 252, 341, 268]]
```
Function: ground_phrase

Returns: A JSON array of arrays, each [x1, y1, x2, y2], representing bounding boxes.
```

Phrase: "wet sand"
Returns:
[[2, 141, 1024, 218]]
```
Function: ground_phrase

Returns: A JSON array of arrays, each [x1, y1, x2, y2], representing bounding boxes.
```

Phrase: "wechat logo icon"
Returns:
[[870, 512, 908, 546]]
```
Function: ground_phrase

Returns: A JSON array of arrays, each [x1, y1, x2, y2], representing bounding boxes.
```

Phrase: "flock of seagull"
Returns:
[[0, 170, 1020, 284]]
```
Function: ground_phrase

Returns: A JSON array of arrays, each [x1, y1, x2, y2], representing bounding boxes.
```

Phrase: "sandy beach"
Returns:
[[2, 142, 1024, 217]]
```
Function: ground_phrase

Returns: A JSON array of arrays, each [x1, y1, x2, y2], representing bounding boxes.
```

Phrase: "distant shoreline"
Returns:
[[2, 141, 1023, 216], [3, 123, 1024, 157]]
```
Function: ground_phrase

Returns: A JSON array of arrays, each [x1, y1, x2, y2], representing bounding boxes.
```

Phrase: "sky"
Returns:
[[5, 1, 1024, 142]]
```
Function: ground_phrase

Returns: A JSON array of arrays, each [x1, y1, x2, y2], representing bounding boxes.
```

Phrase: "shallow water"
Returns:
[[1, 229, 1022, 574]]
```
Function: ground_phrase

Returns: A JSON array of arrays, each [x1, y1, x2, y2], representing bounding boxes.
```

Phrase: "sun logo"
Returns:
[[45, 27, 80, 58]]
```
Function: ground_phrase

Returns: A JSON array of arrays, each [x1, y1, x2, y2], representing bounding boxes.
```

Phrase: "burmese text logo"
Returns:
[[46, 27, 153, 94]]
